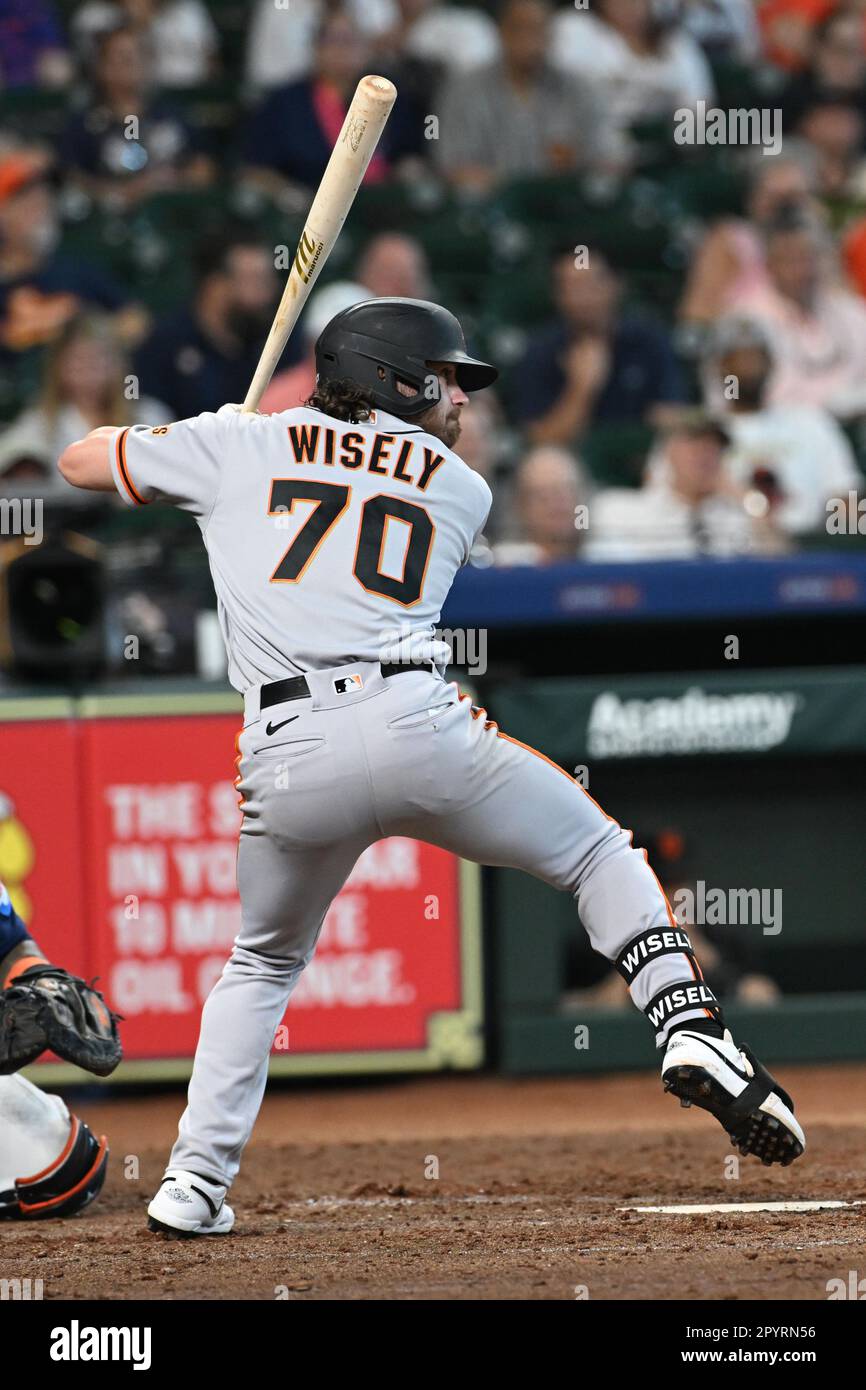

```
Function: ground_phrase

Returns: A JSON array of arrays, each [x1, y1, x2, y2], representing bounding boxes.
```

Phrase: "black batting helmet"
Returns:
[[314, 297, 498, 418]]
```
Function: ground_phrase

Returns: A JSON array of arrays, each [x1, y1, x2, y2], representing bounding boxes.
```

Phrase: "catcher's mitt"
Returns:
[[0, 965, 122, 1077]]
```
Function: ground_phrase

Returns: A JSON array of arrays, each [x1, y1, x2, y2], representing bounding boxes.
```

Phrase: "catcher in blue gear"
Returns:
[[0, 881, 122, 1219]]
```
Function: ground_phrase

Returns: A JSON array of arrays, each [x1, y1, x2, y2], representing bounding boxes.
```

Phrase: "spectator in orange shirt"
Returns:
[[758, 0, 839, 73]]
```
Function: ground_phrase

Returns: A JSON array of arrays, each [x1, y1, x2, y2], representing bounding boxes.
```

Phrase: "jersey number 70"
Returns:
[[267, 480, 435, 608]]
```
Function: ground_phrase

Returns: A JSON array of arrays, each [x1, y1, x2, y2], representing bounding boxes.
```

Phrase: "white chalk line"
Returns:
[[281, 1194, 865, 1216], [619, 1200, 866, 1214]]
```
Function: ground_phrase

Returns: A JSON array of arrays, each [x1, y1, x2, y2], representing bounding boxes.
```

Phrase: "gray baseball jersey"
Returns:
[[110, 404, 492, 689], [112, 404, 714, 1191]]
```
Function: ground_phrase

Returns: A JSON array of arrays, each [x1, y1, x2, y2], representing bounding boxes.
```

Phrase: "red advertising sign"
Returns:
[[0, 699, 482, 1078], [0, 710, 88, 977], [80, 714, 245, 1058]]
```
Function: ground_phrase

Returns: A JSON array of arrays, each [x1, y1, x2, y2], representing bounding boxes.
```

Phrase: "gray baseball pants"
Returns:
[[169, 662, 706, 1188]]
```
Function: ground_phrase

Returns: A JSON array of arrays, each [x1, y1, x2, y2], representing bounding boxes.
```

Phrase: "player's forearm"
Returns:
[[58, 428, 120, 492]]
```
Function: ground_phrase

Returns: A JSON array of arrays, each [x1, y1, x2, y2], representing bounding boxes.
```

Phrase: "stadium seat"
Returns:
[[491, 174, 688, 277], [0, 89, 70, 144], [481, 265, 554, 329], [161, 80, 239, 141], [121, 189, 303, 311], [709, 58, 786, 116], [203, 0, 250, 78], [626, 118, 679, 177], [663, 155, 748, 221], [414, 206, 494, 276], [352, 180, 455, 234], [58, 205, 137, 286], [0, 357, 41, 425], [580, 421, 655, 488]]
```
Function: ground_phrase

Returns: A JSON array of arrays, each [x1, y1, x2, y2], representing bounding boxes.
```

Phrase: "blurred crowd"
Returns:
[[2, 0, 866, 573]]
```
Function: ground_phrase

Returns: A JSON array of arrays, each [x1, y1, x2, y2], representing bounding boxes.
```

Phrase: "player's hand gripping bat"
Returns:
[[241, 74, 397, 413]]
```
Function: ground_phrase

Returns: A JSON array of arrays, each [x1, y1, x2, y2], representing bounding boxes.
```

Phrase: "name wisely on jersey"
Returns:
[[109, 404, 491, 687]]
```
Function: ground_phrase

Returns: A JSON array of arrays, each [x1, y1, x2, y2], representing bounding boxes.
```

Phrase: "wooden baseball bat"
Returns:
[[242, 74, 397, 413]]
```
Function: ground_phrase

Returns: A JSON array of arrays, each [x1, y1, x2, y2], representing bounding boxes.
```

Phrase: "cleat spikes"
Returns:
[[664, 1063, 804, 1166]]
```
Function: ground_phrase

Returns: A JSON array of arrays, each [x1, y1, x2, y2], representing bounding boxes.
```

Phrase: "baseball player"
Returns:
[[0, 878, 121, 1219], [59, 298, 805, 1237]]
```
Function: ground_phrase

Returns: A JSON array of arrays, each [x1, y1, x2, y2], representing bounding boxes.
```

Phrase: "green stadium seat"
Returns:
[[627, 118, 678, 178], [491, 174, 687, 276], [414, 207, 493, 276], [114, 188, 299, 311], [58, 206, 136, 286], [0, 357, 41, 425], [0, 88, 70, 144], [580, 421, 655, 488], [664, 155, 748, 221], [710, 58, 784, 116], [351, 180, 456, 235], [202, 0, 249, 78], [621, 269, 689, 323], [129, 188, 233, 253], [492, 173, 593, 230], [161, 80, 239, 138], [481, 265, 553, 329]]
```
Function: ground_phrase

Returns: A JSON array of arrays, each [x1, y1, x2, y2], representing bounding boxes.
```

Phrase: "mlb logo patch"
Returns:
[[334, 673, 363, 695]]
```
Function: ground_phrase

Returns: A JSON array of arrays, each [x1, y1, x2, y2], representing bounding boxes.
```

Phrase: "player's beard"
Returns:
[[441, 410, 462, 448], [417, 403, 462, 448]]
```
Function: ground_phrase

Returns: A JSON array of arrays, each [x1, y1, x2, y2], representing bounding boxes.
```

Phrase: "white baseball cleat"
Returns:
[[662, 1028, 805, 1167], [146, 1170, 234, 1236]]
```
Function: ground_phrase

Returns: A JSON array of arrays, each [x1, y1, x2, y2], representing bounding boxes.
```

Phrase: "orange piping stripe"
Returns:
[[494, 729, 587, 788], [233, 728, 244, 810], [116, 428, 146, 506], [474, 703, 710, 1011], [18, 1135, 108, 1213]]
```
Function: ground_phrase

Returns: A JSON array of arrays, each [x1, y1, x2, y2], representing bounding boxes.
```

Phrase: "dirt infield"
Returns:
[[3, 1064, 865, 1301]]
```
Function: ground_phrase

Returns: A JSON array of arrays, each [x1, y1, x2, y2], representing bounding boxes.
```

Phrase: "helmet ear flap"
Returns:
[[388, 364, 439, 413]]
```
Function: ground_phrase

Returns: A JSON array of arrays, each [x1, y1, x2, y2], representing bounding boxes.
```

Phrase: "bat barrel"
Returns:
[[241, 75, 397, 413]]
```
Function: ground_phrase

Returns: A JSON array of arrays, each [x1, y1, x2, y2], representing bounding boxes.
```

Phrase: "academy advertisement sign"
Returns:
[[586, 687, 802, 758], [493, 669, 866, 764]]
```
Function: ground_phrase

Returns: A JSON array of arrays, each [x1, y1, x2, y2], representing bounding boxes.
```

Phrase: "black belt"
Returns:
[[260, 662, 434, 711]]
